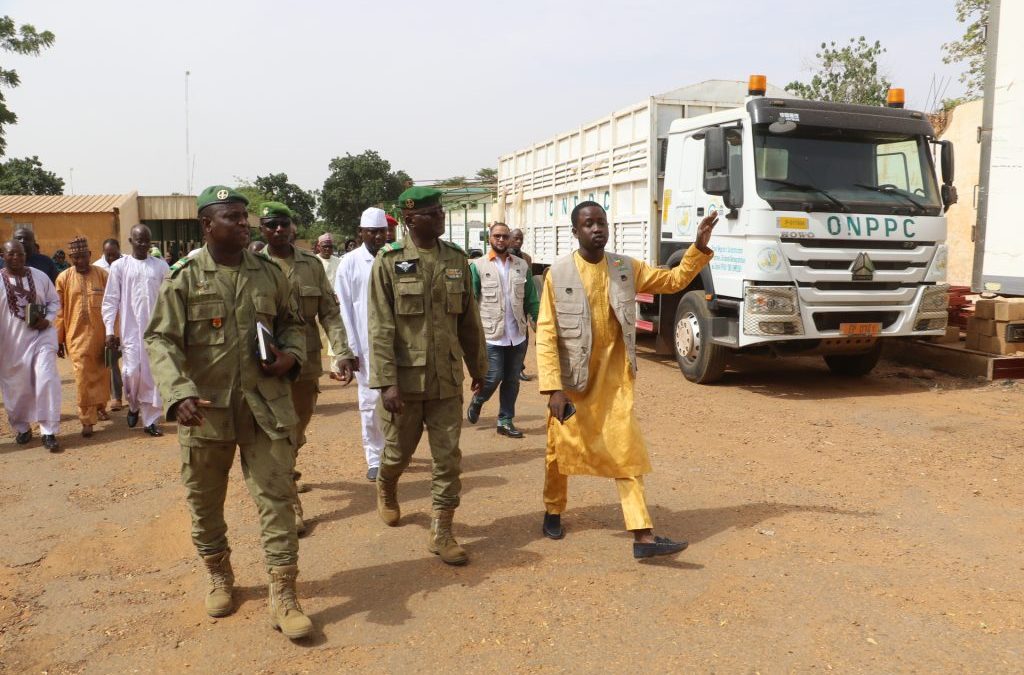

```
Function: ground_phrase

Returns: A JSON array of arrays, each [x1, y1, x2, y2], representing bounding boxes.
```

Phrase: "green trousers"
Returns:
[[377, 395, 463, 510], [291, 377, 320, 451], [180, 428, 298, 566]]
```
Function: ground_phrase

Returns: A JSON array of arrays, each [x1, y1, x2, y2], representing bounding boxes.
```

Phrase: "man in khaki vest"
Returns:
[[536, 200, 718, 559], [466, 222, 540, 437]]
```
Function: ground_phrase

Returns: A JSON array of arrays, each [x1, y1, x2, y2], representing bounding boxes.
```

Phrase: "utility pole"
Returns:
[[185, 69, 192, 195]]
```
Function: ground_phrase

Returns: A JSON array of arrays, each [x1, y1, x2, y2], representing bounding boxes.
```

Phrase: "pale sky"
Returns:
[[3, 0, 969, 197]]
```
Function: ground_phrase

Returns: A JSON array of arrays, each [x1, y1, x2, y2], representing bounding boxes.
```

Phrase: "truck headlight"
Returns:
[[743, 285, 804, 336], [919, 284, 950, 312], [913, 284, 949, 332], [745, 286, 798, 315], [924, 245, 948, 283]]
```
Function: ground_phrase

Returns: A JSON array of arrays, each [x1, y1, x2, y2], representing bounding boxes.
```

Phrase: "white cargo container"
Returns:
[[972, 0, 1023, 295], [496, 80, 790, 266]]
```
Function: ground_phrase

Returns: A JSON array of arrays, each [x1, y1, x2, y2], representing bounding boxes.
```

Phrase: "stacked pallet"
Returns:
[[966, 298, 1024, 355], [947, 286, 972, 328]]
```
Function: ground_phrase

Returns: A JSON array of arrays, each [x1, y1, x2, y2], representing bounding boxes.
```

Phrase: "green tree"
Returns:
[[786, 37, 891, 106], [475, 167, 497, 182], [0, 155, 63, 194], [942, 0, 989, 100], [437, 175, 468, 186], [320, 150, 410, 237], [233, 181, 272, 216], [252, 172, 317, 225], [0, 16, 55, 157]]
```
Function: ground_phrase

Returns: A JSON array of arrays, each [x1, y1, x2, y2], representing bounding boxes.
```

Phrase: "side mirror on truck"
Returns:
[[703, 127, 741, 214], [938, 139, 957, 210], [703, 127, 729, 194]]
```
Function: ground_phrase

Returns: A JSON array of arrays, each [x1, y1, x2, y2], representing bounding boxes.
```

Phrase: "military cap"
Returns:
[[398, 186, 443, 210], [197, 185, 249, 211], [259, 201, 293, 221]]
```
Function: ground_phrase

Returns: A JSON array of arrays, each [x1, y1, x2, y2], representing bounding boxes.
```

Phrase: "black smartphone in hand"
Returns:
[[559, 402, 576, 424]]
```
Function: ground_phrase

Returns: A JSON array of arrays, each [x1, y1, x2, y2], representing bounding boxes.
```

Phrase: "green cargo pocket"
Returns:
[[257, 378, 298, 430], [396, 280, 424, 315], [395, 344, 426, 393], [299, 284, 321, 320], [186, 302, 227, 345], [445, 280, 464, 314]]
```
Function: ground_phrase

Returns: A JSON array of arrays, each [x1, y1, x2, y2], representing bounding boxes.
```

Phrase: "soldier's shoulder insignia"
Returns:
[[440, 240, 468, 256], [381, 241, 403, 254], [168, 257, 193, 277]]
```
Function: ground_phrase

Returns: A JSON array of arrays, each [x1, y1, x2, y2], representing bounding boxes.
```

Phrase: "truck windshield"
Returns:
[[753, 125, 942, 215]]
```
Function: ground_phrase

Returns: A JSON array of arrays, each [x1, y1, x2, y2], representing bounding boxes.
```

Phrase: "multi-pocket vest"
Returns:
[[548, 252, 637, 392], [473, 256, 529, 342]]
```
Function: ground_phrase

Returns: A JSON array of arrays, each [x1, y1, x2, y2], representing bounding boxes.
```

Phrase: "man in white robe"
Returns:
[[0, 240, 62, 452], [333, 207, 389, 480], [101, 225, 170, 436]]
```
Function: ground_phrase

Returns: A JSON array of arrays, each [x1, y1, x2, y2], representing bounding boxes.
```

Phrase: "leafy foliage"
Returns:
[[475, 167, 497, 182], [0, 155, 63, 194], [252, 172, 317, 225], [786, 37, 891, 106], [0, 16, 55, 156], [320, 150, 410, 238], [942, 0, 989, 99]]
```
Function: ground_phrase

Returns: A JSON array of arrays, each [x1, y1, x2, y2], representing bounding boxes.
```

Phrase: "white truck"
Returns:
[[497, 78, 955, 382], [972, 0, 1023, 296]]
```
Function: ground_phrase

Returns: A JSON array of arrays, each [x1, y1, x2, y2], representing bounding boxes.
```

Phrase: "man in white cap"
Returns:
[[333, 207, 389, 480], [315, 233, 340, 283]]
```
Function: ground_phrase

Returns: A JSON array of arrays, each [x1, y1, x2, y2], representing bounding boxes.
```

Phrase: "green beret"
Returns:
[[259, 201, 293, 221], [398, 186, 443, 210], [197, 185, 249, 211]]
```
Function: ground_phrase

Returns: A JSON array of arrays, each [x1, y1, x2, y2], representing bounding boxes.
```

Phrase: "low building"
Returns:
[[0, 193, 262, 260], [0, 193, 139, 256]]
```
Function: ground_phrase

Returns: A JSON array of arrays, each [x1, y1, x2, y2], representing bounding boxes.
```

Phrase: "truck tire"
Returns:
[[823, 343, 882, 377], [673, 290, 727, 383]]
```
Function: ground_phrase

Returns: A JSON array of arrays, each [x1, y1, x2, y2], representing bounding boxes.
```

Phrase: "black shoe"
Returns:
[[633, 535, 688, 559], [366, 466, 379, 482], [42, 435, 62, 453], [496, 421, 524, 439], [466, 398, 483, 424], [143, 423, 163, 437], [542, 512, 564, 540], [126, 410, 140, 428], [15, 430, 32, 445]]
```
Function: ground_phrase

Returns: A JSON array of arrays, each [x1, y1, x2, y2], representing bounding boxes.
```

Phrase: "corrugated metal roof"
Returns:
[[0, 194, 134, 215]]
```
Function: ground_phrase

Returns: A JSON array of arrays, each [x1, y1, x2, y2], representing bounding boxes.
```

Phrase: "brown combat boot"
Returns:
[[428, 509, 468, 566], [376, 476, 400, 526], [200, 548, 235, 617], [267, 565, 313, 640]]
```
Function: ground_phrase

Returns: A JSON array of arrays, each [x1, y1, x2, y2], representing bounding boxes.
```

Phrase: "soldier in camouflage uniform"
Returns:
[[369, 186, 488, 566], [257, 201, 355, 535], [145, 186, 313, 640]]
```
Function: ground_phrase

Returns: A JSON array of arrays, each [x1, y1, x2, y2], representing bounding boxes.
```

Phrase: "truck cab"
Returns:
[[655, 79, 957, 382]]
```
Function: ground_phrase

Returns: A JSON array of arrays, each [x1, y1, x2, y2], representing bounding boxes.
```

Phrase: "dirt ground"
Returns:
[[0, 341, 1021, 673]]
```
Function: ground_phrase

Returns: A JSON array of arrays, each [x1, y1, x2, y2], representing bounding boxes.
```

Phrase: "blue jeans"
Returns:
[[474, 340, 528, 422]]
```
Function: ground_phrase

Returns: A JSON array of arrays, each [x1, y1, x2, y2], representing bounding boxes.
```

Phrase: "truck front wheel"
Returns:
[[673, 290, 728, 383], [823, 343, 882, 377]]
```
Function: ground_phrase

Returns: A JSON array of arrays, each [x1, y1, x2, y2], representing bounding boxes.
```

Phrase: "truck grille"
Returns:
[[780, 241, 937, 307]]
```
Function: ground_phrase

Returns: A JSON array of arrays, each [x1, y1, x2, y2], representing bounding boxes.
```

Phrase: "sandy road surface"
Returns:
[[0, 342, 1021, 673]]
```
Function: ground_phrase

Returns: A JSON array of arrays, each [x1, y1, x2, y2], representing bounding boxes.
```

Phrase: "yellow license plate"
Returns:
[[840, 322, 882, 336]]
